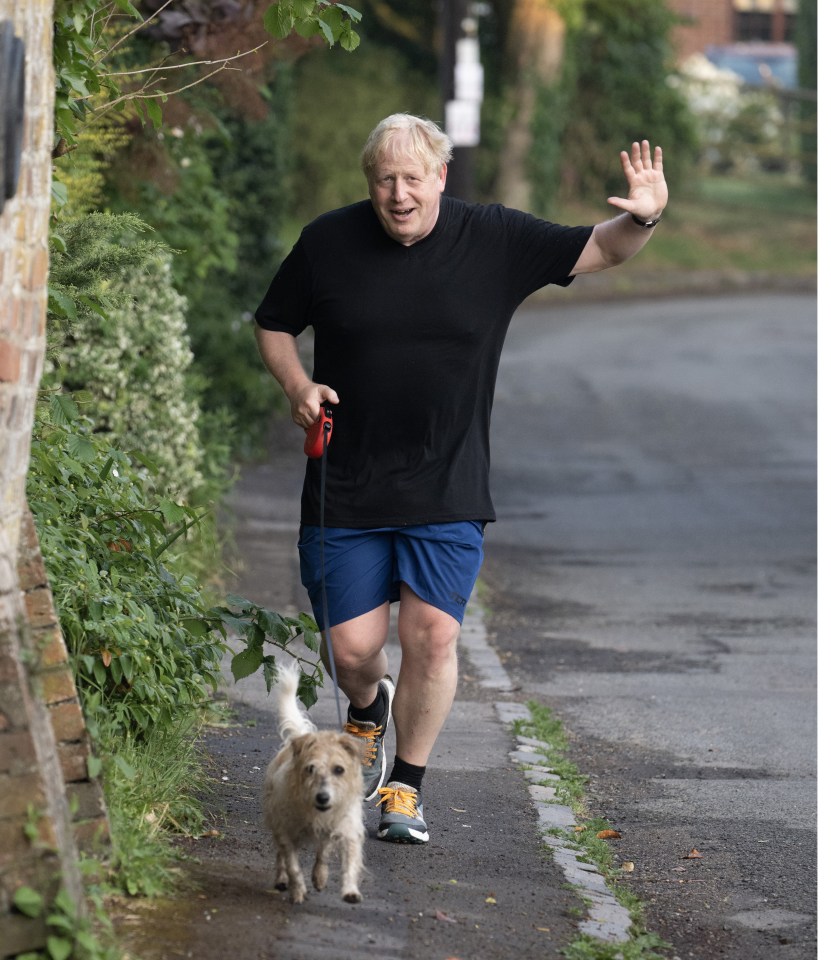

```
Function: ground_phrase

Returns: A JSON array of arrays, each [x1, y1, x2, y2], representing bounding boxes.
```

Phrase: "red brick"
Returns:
[[0, 730, 37, 775], [23, 587, 55, 629], [0, 771, 46, 817], [48, 701, 85, 742], [73, 816, 110, 854], [66, 781, 106, 821], [39, 666, 76, 706], [31, 626, 69, 670], [0, 339, 22, 382], [57, 741, 89, 783]]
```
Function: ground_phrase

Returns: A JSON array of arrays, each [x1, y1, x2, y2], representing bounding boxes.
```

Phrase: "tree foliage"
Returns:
[[547, 0, 697, 205]]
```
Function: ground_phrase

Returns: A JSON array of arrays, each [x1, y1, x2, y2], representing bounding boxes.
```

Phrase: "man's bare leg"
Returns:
[[324, 603, 391, 708], [392, 583, 461, 766]]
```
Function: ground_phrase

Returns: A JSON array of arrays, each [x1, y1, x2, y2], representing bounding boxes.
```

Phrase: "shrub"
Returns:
[[46, 212, 208, 501], [28, 394, 225, 740]]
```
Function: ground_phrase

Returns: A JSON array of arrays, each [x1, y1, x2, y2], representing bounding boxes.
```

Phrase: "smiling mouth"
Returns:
[[391, 208, 415, 220]]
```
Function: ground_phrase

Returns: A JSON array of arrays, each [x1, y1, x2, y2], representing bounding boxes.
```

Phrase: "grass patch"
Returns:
[[561, 171, 816, 278], [101, 710, 214, 897], [515, 701, 672, 960]]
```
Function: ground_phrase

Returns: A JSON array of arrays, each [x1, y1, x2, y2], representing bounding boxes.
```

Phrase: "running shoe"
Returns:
[[376, 781, 429, 844], [343, 675, 394, 800]]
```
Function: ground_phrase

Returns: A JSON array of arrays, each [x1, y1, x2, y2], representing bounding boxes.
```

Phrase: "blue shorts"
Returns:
[[298, 522, 485, 628]]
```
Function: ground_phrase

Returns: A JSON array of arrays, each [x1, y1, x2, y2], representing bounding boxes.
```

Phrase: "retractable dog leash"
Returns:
[[304, 404, 344, 728]]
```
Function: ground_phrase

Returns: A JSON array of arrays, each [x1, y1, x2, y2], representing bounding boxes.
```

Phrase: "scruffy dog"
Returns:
[[263, 660, 365, 904]]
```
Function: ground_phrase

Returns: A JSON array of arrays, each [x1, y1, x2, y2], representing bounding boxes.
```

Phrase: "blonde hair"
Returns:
[[361, 114, 453, 179]]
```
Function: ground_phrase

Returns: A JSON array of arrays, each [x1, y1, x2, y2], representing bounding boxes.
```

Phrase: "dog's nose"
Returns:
[[315, 790, 331, 809]]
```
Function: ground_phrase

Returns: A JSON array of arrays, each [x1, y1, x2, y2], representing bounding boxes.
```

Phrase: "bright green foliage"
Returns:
[[264, 0, 362, 51], [215, 596, 322, 707], [28, 395, 224, 740]]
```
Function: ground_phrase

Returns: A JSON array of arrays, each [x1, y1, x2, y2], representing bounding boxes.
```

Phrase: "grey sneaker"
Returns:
[[376, 781, 429, 844], [343, 676, 394, 801]]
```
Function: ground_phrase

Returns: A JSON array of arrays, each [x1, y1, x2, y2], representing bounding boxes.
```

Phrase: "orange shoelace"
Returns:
[[343, 721, 382, 766], [376, 785, 419, 816]]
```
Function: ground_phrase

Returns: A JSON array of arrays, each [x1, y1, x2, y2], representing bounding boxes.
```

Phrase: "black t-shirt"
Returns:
[[255, 195, 592, 527]]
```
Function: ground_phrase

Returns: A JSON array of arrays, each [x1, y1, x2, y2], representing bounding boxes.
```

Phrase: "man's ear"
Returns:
[[438, 163, 448, 192]]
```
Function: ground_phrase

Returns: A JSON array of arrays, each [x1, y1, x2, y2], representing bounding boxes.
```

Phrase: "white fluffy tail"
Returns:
[[275, 660, 317, 742]]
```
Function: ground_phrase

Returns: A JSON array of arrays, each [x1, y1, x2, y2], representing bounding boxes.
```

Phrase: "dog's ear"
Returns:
[[291, 733, 313, 758], [338, 734, 363, 762]]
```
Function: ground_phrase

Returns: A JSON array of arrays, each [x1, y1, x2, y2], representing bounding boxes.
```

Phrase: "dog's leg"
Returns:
[[338, 833, 364, 904], [311, 837, 332, 892], [276, 842, 307, 904], [273, 847, 289, 892]]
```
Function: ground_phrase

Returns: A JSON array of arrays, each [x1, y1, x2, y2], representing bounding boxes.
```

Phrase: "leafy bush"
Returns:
[[28, 395, 324, 740], [28, 394, 225, 739], [46, 212, 208, 501]]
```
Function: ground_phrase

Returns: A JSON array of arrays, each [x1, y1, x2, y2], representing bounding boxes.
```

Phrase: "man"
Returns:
[[254, 113, 668, 845]]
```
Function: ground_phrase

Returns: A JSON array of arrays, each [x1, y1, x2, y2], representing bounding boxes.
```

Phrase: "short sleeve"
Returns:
[[253, 238, 313, 335]]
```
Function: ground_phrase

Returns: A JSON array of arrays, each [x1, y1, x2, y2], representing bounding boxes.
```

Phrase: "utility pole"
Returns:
[[441, 1, 485, 201]]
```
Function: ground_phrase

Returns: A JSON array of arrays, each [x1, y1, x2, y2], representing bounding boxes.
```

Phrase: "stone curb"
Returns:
[[462, 587, 633, 946]]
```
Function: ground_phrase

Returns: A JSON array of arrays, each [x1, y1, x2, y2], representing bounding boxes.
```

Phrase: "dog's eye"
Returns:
[[333, 765, 345, 776], [305, 763, 315, 775]]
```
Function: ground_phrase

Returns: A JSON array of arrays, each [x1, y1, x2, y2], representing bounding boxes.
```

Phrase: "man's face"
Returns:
[[368, 140, 447, 247]]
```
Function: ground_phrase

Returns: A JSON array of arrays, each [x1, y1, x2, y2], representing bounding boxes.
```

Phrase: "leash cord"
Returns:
[[317, 421, 345, 728]]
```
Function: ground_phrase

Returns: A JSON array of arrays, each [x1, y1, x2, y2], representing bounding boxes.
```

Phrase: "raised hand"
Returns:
[[607, 140, 668, 222]]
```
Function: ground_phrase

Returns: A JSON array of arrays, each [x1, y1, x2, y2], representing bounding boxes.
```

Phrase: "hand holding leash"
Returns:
[[304, 403, 334, 458]]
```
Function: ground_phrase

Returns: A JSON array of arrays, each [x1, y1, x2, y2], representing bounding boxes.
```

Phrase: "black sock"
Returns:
[[347, 686, 386, 726], [388, 756, 425, 793]]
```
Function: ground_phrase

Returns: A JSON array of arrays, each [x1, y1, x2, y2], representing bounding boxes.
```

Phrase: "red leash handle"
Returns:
[[304, 404, 334, 458]]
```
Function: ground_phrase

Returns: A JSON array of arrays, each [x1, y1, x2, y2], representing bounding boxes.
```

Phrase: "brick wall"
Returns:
[[668, 0, 735, 60], [0, 2, 108, 955]]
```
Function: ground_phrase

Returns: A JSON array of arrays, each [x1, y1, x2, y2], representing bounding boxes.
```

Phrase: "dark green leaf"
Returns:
[[231, 645, 264, 682]]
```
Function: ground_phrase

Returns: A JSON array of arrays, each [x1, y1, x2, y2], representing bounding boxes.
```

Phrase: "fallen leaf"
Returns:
[[621, 861, 635, 872], [573, 825, 587, 833], [682, 848, 704, 859], [101, 650, 112, 667], [596, 829, 622, 840], [435, 909, 457, 923], [485, 896, 497, 905]]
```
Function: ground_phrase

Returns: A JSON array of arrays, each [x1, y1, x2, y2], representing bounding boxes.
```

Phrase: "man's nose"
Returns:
[[391, 177, 408, 202]]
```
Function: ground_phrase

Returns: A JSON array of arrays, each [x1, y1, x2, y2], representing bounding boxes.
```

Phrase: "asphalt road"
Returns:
[[482, 290, 817, 958], [112, 290, 817, 960]]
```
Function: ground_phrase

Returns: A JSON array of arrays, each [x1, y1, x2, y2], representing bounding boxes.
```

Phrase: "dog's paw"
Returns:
[[289, 885, 307, 904], [342, 889, 363, 904]]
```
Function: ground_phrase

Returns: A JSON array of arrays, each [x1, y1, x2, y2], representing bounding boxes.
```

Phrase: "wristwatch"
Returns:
[[631, 212, 662, 228]]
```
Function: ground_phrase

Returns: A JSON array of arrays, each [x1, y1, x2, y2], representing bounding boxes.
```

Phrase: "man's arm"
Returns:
[[254, 327, 339, 429], [571, 140, 668, 275]]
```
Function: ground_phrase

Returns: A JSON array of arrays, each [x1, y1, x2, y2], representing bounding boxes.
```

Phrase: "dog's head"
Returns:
[[290, 732, 363, 812]]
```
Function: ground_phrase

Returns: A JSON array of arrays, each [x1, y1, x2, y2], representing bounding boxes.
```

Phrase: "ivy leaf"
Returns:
[[47, 935, 73, 960], [13, 886, 44, 918]]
